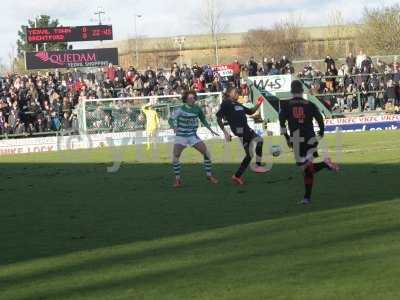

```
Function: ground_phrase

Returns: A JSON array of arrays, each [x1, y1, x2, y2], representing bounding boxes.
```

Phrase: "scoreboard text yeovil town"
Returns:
[[26, 25, 113, 43]]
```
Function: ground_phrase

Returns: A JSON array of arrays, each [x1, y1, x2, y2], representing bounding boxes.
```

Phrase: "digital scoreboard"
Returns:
[[27, 25, 113, 44]]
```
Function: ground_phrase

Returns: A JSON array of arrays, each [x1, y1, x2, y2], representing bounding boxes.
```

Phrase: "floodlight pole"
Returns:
[[35, 16, 39, 52], [134, 14, 142, 69], [94, 7, 106, 25], [214, 36, 226, 66], [174, 37, 186, 68], [215, 36, 219, 65]]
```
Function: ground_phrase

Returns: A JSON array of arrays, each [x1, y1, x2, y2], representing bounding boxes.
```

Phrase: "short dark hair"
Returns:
[[291, 80, 304, 94]]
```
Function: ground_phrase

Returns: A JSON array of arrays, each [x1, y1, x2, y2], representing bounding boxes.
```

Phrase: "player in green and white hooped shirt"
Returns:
[[168, 90, 219, 188]]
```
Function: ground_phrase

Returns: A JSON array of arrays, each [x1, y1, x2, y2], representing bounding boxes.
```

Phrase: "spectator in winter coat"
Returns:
[[180, 64, 193, 82], [325, 65, 338, 91], [192, 63, 203, 79], [361, 57, 373, 74], [116, 67, 125, 81], [385, 80, 396, 105], [268, 64, 280, 75], [87, 71, 96, 84], [95, 68, 105, 82], [262, 58, 270, 75], [231, 59, 241, 88], [356, 50, 366, 69], [211, 75, 223, 92], [324, 56, 336, 71], [248, 57, 258, 77], [346, 53, 356, 73], [193, 75, 205, 92], [105, 64, 116, 81], [392, 68, 400, 84], [278, 56, 290, 72]]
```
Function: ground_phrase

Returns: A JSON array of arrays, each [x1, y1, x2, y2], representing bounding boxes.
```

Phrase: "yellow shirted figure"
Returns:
[[141, 104, 160, 150]]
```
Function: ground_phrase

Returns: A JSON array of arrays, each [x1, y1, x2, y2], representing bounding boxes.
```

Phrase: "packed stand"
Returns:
[[297, 51, 400, 113], [0, 60, 253, 137]]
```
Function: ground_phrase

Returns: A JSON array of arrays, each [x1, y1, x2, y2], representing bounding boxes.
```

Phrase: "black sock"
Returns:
[[235, 155, 252, 178], [255, 142, 263, 166], [305, 184, 313, 199], [304, 165, 315, 199]]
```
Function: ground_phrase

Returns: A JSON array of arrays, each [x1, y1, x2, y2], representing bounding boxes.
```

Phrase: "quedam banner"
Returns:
[[25, 48, 119, 70]]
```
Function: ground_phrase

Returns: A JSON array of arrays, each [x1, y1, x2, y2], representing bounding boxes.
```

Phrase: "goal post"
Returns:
[[78, 92, 223, 136]]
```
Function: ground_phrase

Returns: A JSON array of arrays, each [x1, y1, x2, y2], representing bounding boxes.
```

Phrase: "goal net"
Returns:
[[78, 92, 223, 135]]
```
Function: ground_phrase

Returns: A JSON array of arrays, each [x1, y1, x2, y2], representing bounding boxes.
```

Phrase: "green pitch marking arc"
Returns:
[[246, 76, 332, 123]]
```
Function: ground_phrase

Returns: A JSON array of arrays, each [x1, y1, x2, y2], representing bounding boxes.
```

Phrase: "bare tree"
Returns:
[[149, 39, 179, 69], [326, 9, 353, 58], [198, 0, 226, 64], [8, 43, 16, 74], [357, 4, 400, 55], [0, 58, 8, 75], [243, 16, 304, 61], [244, 29, 278, 60], [328, 9, 346, 38], [276, 17, 304, 59]]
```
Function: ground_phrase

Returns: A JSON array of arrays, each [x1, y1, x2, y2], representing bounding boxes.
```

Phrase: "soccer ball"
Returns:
[[270, 145, 282, 157]]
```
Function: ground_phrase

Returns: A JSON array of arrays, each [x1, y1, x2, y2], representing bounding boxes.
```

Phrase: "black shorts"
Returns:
[[239, 129, 262, 149], [294, 138, 319, 166]]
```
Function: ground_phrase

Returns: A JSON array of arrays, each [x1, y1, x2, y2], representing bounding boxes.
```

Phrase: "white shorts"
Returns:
[[174, 135, 202, 147]]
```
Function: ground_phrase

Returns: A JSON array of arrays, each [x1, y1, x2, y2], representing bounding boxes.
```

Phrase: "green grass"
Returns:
[[1, 131, 400, 300]]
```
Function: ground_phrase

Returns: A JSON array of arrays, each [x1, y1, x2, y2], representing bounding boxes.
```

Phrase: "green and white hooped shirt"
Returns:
[[168, 104, 210, 137]]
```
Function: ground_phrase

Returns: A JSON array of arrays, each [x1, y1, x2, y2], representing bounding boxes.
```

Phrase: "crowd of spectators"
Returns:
[[1, 52, 399, 137], [298, 51, 400, 113]]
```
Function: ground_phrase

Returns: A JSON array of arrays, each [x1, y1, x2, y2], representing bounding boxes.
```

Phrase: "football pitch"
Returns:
[[1, 130, 400, 300]]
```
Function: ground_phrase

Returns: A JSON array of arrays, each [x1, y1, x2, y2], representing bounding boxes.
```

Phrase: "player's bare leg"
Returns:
[[193, 141, 218, 184], [172, 144, 185, 188], [324, 157, 340, 172], [251, 137, 269, 173]]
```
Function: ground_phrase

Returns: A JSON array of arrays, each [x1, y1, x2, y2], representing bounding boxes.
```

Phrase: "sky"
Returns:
[[0, 0, 398, 67]]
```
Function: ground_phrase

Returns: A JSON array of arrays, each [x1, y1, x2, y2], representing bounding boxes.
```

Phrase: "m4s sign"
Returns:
[[248, 75, 292, 94]]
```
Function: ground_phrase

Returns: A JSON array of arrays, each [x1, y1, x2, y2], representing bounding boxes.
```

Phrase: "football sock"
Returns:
[[235, 154, 252, 178], [304, 163, 315, 199], [173, 161, 181, 180], [303, 162, 329, 199], [255, 141, 263, 166], [204, 155, 213, 177]]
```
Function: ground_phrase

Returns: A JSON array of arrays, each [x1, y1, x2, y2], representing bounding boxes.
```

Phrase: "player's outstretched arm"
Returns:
[[216, 102, 231, 141], [198, 109, 219, 136], [217, 116, 231, 142], [246, 96, 265, 115]]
